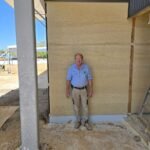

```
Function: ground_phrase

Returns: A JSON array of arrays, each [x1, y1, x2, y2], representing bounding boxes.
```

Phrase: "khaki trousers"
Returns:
[[72, 88, 89, 123]]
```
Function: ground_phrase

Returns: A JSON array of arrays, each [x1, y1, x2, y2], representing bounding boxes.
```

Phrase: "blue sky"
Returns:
[[0, 0, 46, 50]]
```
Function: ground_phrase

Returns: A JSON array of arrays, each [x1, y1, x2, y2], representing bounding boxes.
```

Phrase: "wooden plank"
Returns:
[[0, 106, 18, 128]]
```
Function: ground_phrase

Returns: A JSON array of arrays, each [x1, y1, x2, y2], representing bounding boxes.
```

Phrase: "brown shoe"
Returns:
[[74, 121, 81, 129], [84, 121, 92, 130]]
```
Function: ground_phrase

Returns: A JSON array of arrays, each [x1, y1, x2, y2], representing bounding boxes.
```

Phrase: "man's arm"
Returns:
[[88, 80, 93, 97], [66, 80, 71, 97], [86, 65, 93, 97]]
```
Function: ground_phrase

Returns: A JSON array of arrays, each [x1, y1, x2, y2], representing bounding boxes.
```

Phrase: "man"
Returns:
[[66, 53, 93, 130]]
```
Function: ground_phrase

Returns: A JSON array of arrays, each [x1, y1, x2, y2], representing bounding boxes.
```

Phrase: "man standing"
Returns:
[[66, 53, 93, 130]]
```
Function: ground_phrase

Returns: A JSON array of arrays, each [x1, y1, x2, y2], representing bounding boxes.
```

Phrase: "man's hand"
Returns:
[[88, 90, 93, 97], [66, 90, 70, 98], [88, 80, 93, 97], [66, 80, 71, 98]]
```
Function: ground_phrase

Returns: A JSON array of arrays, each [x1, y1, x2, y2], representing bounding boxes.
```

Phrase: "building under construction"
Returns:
[[0, 0, 150, 149]]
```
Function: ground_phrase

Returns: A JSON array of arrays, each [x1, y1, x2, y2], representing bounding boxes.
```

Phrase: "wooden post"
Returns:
[[128, 18, 136, 113]]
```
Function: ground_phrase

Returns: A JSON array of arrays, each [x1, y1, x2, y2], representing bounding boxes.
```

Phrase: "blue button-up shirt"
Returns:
[[66, 63, 93, 87]]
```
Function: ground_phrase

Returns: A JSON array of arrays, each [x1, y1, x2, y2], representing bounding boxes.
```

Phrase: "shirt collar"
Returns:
[[74, 63, 84, 69]]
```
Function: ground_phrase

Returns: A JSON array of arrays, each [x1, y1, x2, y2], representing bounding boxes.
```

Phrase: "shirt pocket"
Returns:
[[82, 70, 88, 79]]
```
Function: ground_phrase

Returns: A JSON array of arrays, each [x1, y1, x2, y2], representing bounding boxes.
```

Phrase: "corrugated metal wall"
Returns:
[[128, 0, 150, 17]]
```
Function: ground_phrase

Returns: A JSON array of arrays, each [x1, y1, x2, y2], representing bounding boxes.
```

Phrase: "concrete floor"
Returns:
[[126, 114, 150, 147], [0, 109, 149, 150]]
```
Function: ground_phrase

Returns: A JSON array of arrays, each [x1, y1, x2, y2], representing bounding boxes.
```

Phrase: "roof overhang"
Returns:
[[5, 0, 45, 20], [128, 6, 150, 19], [128, 0, 150, 18], [45, 0, 128, 2]]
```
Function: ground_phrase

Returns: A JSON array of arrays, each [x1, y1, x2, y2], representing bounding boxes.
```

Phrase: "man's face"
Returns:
[[75, 55, 83, 67]]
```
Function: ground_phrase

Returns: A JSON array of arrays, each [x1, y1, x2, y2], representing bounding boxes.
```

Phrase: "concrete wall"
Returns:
[[132, 14, 150, 113], [46, 2, 150, 116]]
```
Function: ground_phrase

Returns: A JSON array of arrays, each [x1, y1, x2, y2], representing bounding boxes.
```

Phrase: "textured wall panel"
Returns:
[[47, 2, 131, 115]]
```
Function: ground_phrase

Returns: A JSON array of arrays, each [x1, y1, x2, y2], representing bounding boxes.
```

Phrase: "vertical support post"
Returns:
[[14, 0, 39, 149], [128, 18, 136, 113], [45, 2, 50, 117]]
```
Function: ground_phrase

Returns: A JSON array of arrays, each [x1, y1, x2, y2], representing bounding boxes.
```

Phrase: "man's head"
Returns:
[[74, 53, 84, 67]]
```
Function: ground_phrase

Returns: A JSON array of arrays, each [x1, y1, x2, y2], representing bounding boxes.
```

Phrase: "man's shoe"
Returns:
[[84, 122, 92, 130], [74, 121, 81, 129]]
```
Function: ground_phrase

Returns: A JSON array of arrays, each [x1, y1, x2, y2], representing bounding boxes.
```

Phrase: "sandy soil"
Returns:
[[40, 121, 150, 150], [0, 63, 47, 97], [0, 64, 149, 150], [0, 73, 18, 97]]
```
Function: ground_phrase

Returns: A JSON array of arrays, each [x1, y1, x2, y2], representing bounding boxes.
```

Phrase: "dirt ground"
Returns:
[[0, 110, 149, 150], [0, 64, 149, 150]]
